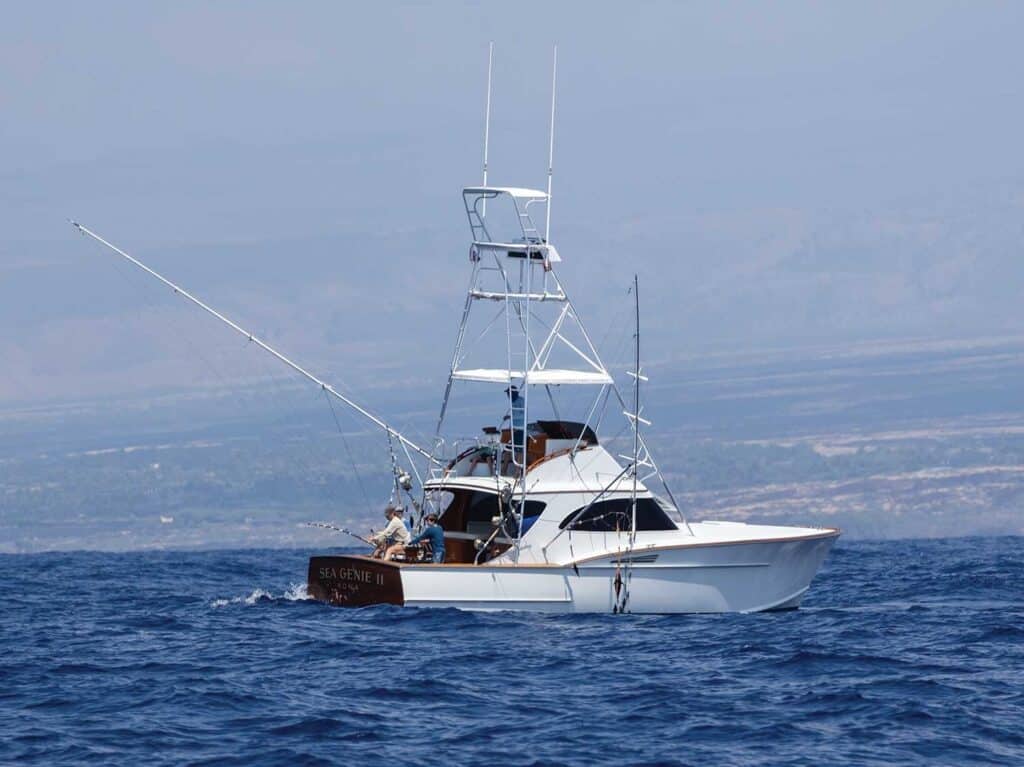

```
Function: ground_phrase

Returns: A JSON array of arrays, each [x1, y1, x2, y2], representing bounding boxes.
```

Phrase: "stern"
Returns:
[[307, 555, 405, 607]]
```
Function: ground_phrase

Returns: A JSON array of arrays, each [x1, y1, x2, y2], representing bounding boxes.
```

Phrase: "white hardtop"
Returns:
[[463, 186, 548, 199]]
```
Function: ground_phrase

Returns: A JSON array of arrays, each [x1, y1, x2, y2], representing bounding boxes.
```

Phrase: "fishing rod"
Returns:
[[303, 521, 374, 546], [69, 221, 439, 465]]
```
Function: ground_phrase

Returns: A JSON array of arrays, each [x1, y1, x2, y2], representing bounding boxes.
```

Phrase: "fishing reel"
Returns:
[[395, 470, 413, 491]]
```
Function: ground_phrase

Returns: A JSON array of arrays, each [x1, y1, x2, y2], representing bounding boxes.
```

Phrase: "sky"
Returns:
[[4, 2, 1024, 408]]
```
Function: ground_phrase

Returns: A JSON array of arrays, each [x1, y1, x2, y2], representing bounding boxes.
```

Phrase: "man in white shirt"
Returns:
[[370, 506, 411, 559]]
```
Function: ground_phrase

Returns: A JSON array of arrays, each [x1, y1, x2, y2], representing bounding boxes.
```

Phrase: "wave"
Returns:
[[210, 583, 312, 608], [2, 537, 1021, 767]]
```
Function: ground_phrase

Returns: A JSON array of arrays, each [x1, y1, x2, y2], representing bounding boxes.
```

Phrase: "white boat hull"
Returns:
[[309, 528, 839, 614]]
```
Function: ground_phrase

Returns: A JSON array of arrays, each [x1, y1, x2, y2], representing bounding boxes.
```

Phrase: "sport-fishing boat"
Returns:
[[301, 180, 838, 613], [71, 47, 838, 613]]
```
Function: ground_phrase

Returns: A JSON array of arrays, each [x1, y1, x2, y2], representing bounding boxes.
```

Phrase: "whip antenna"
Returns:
[[545, 44, 557, 243], [482, 41, 494, 218]]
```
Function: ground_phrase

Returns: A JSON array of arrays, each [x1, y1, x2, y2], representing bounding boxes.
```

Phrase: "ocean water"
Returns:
[[2, 537, 1022, 766]]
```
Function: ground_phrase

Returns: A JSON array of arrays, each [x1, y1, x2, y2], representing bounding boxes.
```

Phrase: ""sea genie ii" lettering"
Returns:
[[318, 566, 385, 586]]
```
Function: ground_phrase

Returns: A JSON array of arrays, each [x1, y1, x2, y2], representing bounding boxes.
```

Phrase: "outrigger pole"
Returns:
[[70, 221, 439, 465]]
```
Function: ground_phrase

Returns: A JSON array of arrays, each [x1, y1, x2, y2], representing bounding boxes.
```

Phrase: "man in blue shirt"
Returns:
[[409, 514, 445, 563]]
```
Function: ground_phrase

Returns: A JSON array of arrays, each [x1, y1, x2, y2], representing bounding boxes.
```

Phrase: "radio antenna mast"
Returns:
[[482, 41, 494, 218], [544, 44, 557, 243]]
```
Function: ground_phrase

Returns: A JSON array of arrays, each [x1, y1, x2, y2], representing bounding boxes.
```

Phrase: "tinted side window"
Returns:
[[510, 500, 547, 519], [465, 491, 502, 524], [506, 500, 546, 537], [559, 498, 676, 532], [464, 494, 546, 521]]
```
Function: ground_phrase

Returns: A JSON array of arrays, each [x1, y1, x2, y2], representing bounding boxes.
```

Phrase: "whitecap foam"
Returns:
[[243, 588, 273, 605], [209, 585, 311, 608], [283, 583, 312, 601]]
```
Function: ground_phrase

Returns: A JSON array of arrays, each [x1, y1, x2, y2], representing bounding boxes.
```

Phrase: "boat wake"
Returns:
[[210, 583, 311, 608]]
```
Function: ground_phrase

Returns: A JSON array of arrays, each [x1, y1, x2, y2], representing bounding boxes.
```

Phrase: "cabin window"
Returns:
[[505, 500, 547, 537], [465, 492, 545, 536], [558, 497, 677, 532], [435, 488, 547, 536], [464, 491, 502, 535]]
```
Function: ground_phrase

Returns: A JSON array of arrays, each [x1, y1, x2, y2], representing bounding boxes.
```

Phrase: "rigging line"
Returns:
[[545, 384, 561, 422], [253, 358, 349, 511], [570, 384, 609, 459], [577, 279, 693, 536], [105, 245, 360, 517], [601, 290, 639, 381], [106, 250, 299, 448], [103, 250, 237, 397], [70, 222, 438, 465], [570, 412, 630, 484], [593, 396, 628, 452], [522, 303, 569, 369], [562, 282, 634, 427], [322, 386, 374, 518], [509, 287, 546, 366], [435, 261, 481, 441], [384, 413, 431, 514], [456, 302, 507, 368], [607, 382, 693, 535], [543, 461, 633, 553], [113, 240, 383, 520], [563, 509, 634, 530], [386, 428, 424, 523]]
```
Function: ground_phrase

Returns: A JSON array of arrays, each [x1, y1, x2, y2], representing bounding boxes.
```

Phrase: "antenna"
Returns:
[[482, 41, 494, 218], [631, 273, 640, 538], [544, 44, 557, 243]]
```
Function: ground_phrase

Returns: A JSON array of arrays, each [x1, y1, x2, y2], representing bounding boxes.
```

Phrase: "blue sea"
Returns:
[[2, 537, 1022, 766]]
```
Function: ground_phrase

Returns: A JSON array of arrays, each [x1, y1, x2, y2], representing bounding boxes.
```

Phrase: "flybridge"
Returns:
[[463, 186, 562, 266], [446, 185, 613, 391], [433, 43, 617, 488]]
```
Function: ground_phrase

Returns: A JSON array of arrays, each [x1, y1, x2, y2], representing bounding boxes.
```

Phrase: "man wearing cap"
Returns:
[[408, 513, 446, 563], [370, 506, 411, 559]]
